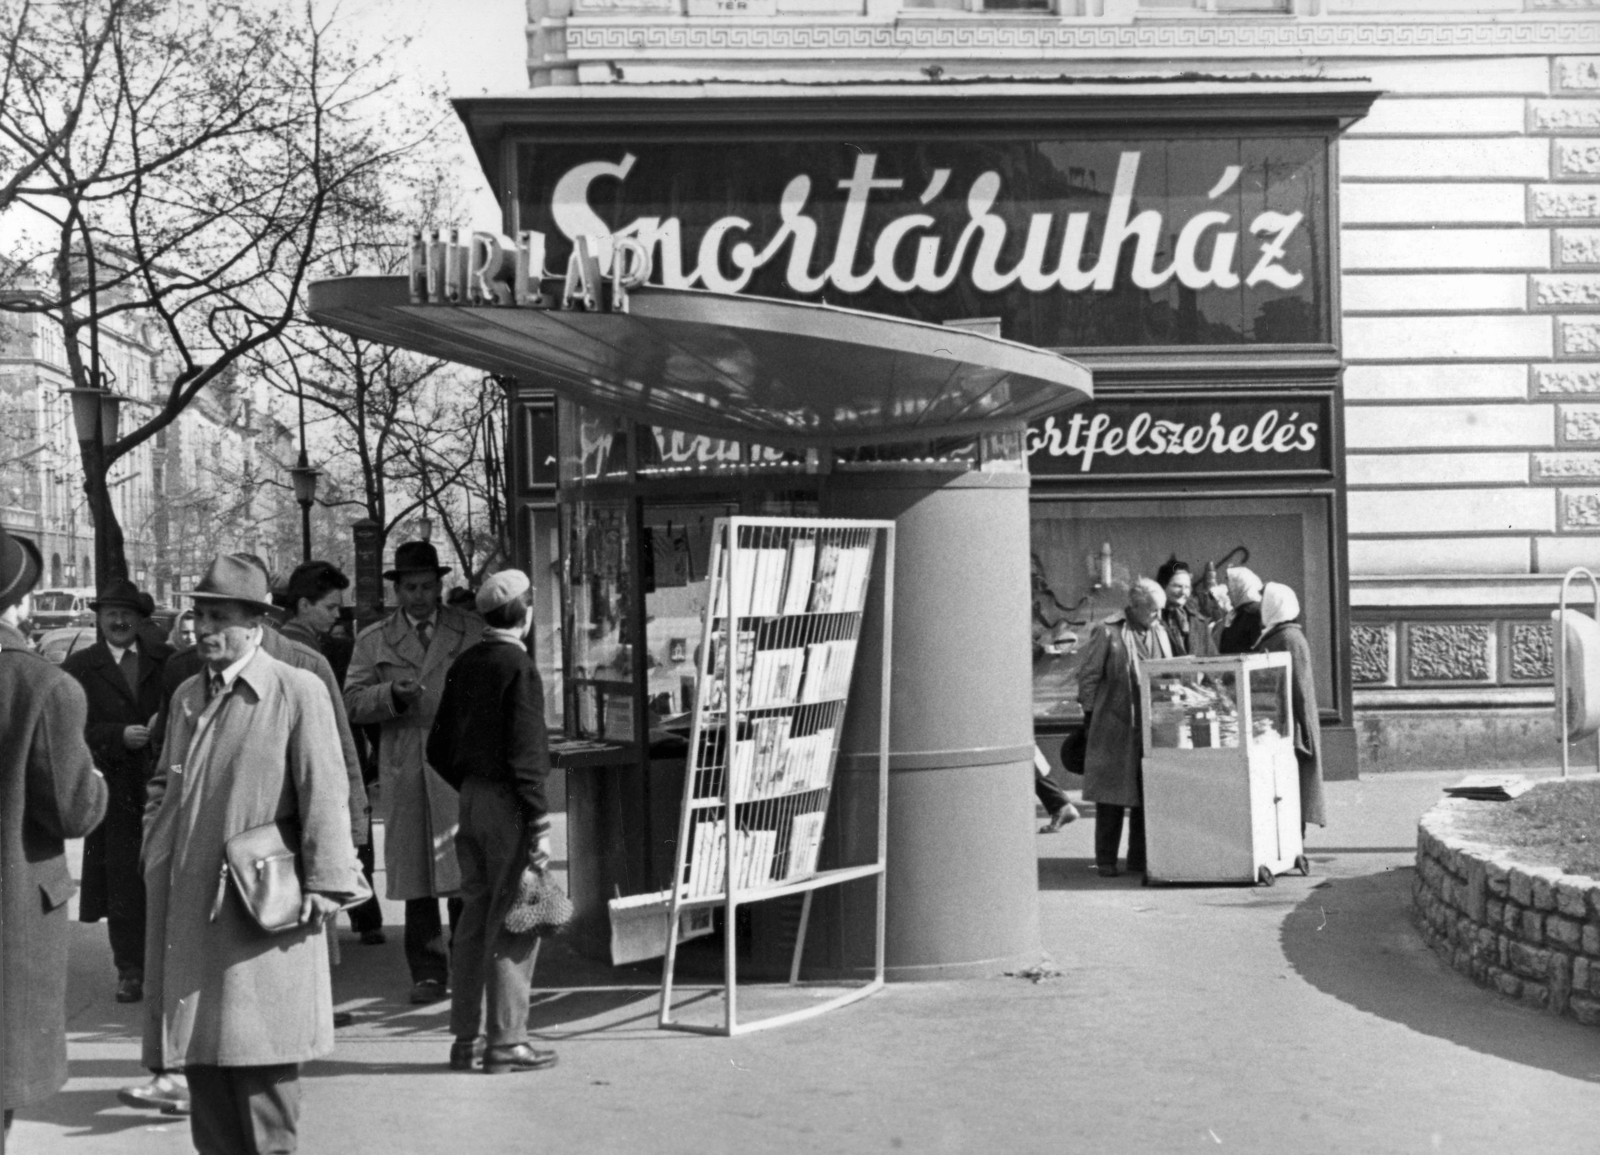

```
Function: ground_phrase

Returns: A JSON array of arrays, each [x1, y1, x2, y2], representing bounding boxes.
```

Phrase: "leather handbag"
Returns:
[[214, 818, 304, 933]]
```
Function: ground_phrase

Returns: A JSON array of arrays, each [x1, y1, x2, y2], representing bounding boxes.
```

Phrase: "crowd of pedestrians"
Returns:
[[0, 526, 558, 1154]]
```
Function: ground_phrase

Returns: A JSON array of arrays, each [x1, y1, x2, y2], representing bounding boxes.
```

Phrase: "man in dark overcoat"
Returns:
[[61, 577, 170, 1004], [1077, 577, 1173, 878], [0, 527, 108, 1134]]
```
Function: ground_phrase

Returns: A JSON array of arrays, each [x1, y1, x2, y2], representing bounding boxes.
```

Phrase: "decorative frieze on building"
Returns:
[[1536, 365, 1600, 394], [1532, 100, 1600, 135], [562, 19, 1600, 62], [1560, 403, 1600, 441], [1555, 141, 1600, 178], [1350, 624, 1395, 686], [1560, 318, 1600, 356], [1557, 56, 1600, 92], [1535, 451, 1600, 479], [1559, 487, 1600, 529], [1510, 622, 1556, 681], [1533, 186, 1600, 222], [1558, 229, 1600, 268], [1406, 623, 1494, 683], [1534, 274, 1600, 308]]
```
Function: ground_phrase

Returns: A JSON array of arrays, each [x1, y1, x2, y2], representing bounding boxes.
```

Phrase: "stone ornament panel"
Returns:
[[562, 18, 1600, 59], [1349, 623, 1395, 686], [1405, 622, 1495, 683], [1510, 621, 1556, 681]]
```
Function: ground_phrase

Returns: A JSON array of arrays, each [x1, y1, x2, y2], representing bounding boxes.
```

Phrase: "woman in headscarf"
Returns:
[[1155, 556, 1215, 659], [165, 609, 195, 650], [1216, 566, 1265, 655], [1253, 582, 1326, 829]]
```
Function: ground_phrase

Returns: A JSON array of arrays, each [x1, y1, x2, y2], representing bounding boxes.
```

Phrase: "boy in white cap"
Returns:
[[425, 569, 556, 1075]]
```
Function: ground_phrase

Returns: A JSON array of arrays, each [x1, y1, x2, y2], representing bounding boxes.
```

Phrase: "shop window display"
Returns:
[[563, 498, 637, 742], [1029, 495, 1333, 724]]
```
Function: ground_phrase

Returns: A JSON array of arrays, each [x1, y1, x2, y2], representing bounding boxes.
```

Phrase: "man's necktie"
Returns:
[[416, 619, 432, 652], [119, 648, 139, 695], [207, 672, 224, 703]]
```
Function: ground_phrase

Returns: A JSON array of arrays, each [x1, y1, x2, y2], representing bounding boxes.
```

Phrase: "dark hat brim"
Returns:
[[383, 565, 452, 581], [187, 589, 278, 615], [87, 597, 149, 614]]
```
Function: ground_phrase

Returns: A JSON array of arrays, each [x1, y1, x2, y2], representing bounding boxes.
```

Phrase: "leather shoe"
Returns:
[[118, 1073, 188, 1112], [409, 979, 447, 1005], [449, 1037, 485, 1071], [482, 1043, 558, 1074], [1041, 803, 1080, 833], [333, 1010, 355, 1028], [359, 929, 387, 946], [1096, 863, 1121, 878], [115, 976, 143, 1004]]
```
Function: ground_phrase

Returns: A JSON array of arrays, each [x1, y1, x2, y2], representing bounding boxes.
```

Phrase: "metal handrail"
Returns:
[[1555, 566, 1600, 779]]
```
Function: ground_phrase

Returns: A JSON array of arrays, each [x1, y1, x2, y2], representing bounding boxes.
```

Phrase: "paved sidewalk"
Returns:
[[10, 770, 1600, 1155]]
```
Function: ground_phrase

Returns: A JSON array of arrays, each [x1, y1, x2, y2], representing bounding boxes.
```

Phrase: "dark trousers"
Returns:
[[405, 896, 463, 985], [1035, 771, 1072, 817], [1094, 804, 1146, 871], [108, 913, 144, 978], [187, 1063, 300, 1155], [450, 777, 539, 1047], [348, 840, 383, 934]]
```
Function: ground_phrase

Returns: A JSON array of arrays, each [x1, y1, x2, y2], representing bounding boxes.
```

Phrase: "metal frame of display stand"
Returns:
[[658, 516, 894, 1036], [1555, 566, 1600, 779]]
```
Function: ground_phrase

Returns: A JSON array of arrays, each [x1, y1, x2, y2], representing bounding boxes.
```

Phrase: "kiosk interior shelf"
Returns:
[[1137, 652, 1309, 887]]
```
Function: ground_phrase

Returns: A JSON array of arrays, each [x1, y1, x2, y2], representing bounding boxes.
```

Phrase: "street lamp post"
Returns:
[[64, 383, 123, 589], [289, 451, 320, 563]]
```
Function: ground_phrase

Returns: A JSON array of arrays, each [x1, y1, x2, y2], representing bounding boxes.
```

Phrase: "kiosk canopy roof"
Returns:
[[306, 276, 1092, 448]]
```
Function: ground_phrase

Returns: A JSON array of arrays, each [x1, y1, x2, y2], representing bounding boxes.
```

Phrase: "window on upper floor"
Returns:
[[1140, 0, 1289, 9]]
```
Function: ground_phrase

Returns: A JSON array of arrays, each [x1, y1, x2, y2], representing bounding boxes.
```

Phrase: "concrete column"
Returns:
[[805, 468, 1042, 981]]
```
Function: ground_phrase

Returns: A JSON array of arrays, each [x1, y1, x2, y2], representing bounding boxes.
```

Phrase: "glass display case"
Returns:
[[1136, 652, 1308, 886]]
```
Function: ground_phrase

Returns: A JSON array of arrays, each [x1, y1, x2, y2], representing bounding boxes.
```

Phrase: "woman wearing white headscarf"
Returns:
[[1217, 566, 1265, 655], [1253, 582, 1326, 828]]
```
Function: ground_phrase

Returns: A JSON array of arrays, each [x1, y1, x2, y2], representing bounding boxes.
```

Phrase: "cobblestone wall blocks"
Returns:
[[1532, 871, 1560, 911], [1558, 229, 1600, 267], [1466, 862, 1488, 923], [1487, 898, 1505, 926], [1500, 933, 1511, 967], [1576, 955, 1591, 993], [1584, 923, 1600, 955], [1494, 967, 1523, 998], [1485, 859, 1510, 897], [1557, 879, 1590, 917], [1522, 981, 1552, 1011], [1523, 908, 1547, 944], [1561, 318, 1600, 355], [1552, 950, 1574, 1013], [1506, 901, 1524, 932], [1510, 867, 1535, 906], [1549, 913, 1584, 949], [1571, 995, 1600, 1026], [1510, 940, 1551, 978], [1557, 140, 1600, 178]]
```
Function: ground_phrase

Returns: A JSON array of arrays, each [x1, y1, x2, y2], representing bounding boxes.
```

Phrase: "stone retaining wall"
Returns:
[[1414, 800, 1600, 1027]]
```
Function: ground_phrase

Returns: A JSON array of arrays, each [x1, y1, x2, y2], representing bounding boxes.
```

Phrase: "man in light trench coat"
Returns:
[[344, 541, 485, 1004], [142, 555, 363, 1154]]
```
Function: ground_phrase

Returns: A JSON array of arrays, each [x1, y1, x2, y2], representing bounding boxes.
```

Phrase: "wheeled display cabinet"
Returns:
[[1138, 652, 1310, 887]]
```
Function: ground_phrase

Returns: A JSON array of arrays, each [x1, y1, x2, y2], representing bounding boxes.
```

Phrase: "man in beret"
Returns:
[[426, 569, 556, 1074], [0, 527, 107, 1137], [346, 541, 485, 1004], [61, 576, 170, 1005]]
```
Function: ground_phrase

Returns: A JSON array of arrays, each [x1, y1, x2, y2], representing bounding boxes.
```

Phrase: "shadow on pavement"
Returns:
[[1280, 866, 1600, 1081], [19, 1080, 178, 1139], [1036, 857, 1133, 890]]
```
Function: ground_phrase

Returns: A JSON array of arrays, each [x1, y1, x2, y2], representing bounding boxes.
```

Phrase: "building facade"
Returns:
[[0, 308, 296, 605], [516, 0, 1600, 772]]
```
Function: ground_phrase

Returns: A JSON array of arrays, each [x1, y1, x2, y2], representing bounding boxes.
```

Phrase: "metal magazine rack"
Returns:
[[658, 517, 894, 1036]]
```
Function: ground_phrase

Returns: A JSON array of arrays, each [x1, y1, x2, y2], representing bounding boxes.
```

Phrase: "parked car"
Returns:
[[36, 626, 98, 665], [28, 588, 97, 638]]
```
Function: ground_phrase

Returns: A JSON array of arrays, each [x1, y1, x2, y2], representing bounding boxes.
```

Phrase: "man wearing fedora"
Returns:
[[142, 554, 363, 1155], [1, 527, 107, 1138], [61, 576, 171, 1005], [346, 540, 485, 1004]]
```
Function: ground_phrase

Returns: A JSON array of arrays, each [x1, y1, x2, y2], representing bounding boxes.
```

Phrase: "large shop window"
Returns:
[[1030, 494, 1333, 724]]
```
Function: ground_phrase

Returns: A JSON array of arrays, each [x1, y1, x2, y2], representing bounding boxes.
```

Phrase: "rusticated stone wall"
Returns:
[[1415, 800, 1600, 1027]]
